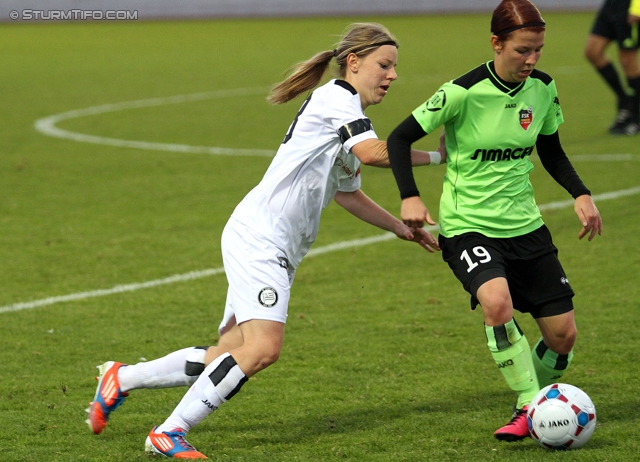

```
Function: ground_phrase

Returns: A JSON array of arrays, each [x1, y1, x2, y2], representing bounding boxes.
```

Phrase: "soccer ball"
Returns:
[[527, 383, 596, 450]]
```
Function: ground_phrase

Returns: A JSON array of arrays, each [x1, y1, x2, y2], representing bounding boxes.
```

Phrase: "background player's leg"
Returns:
[[619, 48, 640, 133], [585, 34, 635, 133]]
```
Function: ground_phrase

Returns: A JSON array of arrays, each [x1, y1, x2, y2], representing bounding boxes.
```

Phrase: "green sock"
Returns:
[[531, 338, 573, 388], [485, 318, 540, 409]]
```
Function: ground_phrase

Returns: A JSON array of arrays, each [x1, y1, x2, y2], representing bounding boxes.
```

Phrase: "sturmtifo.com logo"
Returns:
[[9, 9, 138, 21]]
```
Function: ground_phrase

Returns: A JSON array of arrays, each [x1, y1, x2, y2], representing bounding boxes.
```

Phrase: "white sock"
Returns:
[[156, 352, 247, 433], [118, 346, 208, 392]]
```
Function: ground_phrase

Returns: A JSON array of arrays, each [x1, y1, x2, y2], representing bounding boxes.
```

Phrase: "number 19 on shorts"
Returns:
[[460, 246, 492, 273]]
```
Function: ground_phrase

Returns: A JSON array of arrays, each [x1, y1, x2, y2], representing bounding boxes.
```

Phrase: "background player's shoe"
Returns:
[[86, 361, 129, 434], [610, 95, 639, 135], [609, 108, 633, 134], [493, 405, 530, 441], [620, 120, 639, 135], [145, 427, 208, 459]]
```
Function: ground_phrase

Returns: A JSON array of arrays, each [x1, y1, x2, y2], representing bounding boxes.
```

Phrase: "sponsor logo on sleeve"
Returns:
[[424, 89, 446, 112], [553, 96, 561, 117]]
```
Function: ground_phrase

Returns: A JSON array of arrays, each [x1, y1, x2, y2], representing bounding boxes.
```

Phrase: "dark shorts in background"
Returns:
[[439, 225, 574, 318], [591, 0, 639, 50]]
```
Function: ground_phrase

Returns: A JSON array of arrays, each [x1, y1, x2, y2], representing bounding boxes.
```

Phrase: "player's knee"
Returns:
[[583, 46, 595, 63], [260, 349, 281, 368], [584, 42, 599, 63], [563, 324, 577, 351], [247, 341, 282, 371], [480, 294, 513, 325], [547, 325, 577, 355], [246, 350, 280, 374]]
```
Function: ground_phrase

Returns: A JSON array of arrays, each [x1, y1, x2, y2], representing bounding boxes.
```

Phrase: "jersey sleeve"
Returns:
[[631, 0, 640, 16], [539, 78, 564, 135], [328, 92, 378, 153], [337, 172, 362, 193], [411, 82, 464, 134], [326, 90, 367, 193]]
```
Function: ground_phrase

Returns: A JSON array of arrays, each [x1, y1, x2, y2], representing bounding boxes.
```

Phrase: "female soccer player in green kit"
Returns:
[[387, 0, 603, 442]]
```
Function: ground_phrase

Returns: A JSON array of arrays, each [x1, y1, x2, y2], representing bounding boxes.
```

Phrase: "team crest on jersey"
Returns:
[[425, 90, 446, 112], [258, 287, 278, 307], [519, 107, 533, 130]]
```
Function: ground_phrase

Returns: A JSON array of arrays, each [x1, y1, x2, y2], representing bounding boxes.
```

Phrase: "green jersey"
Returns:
[[412, 61, 563, 238]]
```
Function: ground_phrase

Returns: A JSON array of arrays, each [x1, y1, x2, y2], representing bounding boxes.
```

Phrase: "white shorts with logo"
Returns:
[[218, 217, 295, 335]]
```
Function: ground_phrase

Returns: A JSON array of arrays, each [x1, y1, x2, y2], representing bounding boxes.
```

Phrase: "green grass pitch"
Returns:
[[0, 11, 638, 461]]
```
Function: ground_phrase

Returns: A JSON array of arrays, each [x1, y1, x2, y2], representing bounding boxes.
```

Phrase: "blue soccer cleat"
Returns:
[[85, 361, 128, 434], [145, 426, 208, 459]]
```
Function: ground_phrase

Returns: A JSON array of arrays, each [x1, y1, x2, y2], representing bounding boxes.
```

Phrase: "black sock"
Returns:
[[626, 75, 640, 117], [597, 63, 627, 102]]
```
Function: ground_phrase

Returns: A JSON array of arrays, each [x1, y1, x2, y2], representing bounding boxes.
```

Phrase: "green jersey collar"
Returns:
[[486, 61, 526, 97]]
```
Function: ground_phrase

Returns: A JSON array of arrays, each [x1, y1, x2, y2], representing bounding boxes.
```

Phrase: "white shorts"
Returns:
[[218, 217, 295, 335]]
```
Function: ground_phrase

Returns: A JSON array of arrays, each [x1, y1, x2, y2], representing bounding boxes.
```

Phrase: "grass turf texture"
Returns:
[[1, 12, 639, 461]]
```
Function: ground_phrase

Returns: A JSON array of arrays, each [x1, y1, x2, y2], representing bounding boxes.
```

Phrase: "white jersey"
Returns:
[[231, 79, 377, 268]]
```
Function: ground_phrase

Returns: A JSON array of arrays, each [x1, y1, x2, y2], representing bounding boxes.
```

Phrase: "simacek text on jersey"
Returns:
[[470, 145, 535, 162]]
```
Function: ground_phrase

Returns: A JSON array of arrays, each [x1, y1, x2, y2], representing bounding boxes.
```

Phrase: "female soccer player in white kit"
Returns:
[[87, 23, 445, 459]]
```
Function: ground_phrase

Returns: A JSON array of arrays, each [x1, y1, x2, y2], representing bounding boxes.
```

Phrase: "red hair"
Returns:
[[491, 0, 545, 40]]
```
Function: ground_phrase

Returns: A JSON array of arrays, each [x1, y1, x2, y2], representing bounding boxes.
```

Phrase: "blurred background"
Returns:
[[1, 0, 601, 21]]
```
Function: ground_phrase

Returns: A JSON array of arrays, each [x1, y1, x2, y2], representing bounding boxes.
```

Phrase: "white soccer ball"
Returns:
[[527, 383, 596, 450]]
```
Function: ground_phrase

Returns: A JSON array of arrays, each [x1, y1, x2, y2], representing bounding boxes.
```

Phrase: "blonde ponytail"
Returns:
[[267, 23, 398, 105]]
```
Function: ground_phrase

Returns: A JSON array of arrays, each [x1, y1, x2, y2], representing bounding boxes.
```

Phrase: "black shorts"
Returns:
[[591, 0, 639, 50], [439, 225, 574, 318]]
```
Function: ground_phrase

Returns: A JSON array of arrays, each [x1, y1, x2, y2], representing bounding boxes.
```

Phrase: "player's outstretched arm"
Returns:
[[574, 194, 602, 241], [406, 130, 447, 166], [351, 138, 445, 168], [334, 189, 439, 252]]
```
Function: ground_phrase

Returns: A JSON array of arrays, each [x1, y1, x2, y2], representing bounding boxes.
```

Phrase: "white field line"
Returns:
[[2, 186, 639, 314], [34, 87, 276, 157], [0, 232, 426, 315], [0, 269, 226, 314], [570, 154, 637, 162], [34, 88, 637, 163]]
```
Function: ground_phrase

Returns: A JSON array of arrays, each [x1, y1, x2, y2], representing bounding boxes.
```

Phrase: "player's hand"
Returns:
[[628, 14, 639, 25], [410, 226, 440, 252], [394, 222, 440, 252], [574, 194, 602, 241], [401, 196, 435, 229]]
